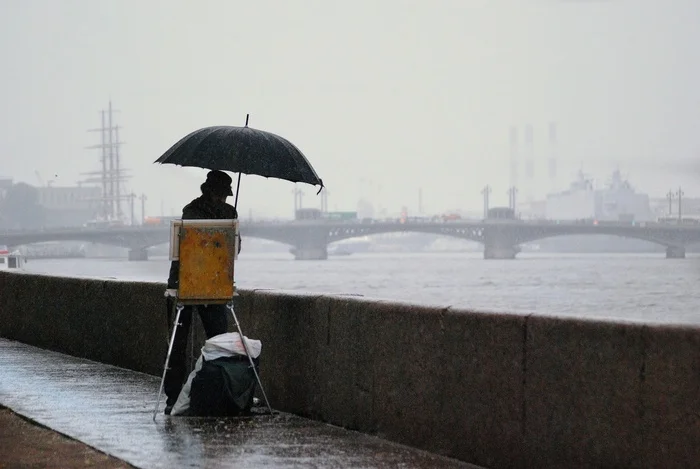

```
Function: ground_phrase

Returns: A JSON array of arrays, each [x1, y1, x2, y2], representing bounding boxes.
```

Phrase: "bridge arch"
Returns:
[[513, 229, 693, 249], [326, 224, 485, 244]]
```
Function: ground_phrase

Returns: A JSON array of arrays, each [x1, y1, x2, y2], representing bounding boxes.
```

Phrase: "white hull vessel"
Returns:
[[0, 245, 25, 270]]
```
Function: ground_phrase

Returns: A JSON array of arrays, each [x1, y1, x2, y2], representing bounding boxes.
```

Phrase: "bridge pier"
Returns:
[[127, 248, 148, 261], [666, 246, 686, 259], [484, 244, 520, 260], [291, 246, 328, 260]]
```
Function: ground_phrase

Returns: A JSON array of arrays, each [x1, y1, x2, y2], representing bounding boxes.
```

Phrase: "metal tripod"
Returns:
[[153, 300, 273, 420]]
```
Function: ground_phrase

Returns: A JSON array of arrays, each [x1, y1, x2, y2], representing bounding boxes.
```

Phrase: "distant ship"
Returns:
[[328, 233, 438, 255], [0, 245, 25, 270], [545, 169, 653, 222], [17, 241, 87, 260], [539, 170, 659, 253], [328, 236, 373, 256], [368, 233, 438, 253]]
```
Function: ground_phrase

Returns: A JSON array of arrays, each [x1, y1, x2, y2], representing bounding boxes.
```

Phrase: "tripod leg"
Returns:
[[190, 306, 197, 371], [153, 302, 184, 421], [226, 302, 274, 415]]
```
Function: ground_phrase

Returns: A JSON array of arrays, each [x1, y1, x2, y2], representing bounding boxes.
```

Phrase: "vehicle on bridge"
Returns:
[[406, 216, 432, 223], [485, 207, 519, 222], [296, 208, 360, 222], [295, 208, 323, 220], [657, 217, 700, 225], [324, 211, 358, 221], [143, 216, 181, 226], [440, 213, 462, 222], [83, 218, 126, 229]]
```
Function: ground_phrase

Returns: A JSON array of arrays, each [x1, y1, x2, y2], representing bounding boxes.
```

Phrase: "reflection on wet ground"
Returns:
[[0, 339, 480, 468]]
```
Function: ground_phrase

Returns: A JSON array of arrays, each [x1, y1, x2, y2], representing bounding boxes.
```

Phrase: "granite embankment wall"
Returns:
[[0, 271, 698, 468]]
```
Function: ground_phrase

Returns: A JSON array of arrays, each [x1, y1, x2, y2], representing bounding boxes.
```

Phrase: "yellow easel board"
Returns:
[[174, 219, 238, 303]]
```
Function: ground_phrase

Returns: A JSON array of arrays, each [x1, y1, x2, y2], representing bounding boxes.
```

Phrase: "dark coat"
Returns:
[[182, 195, 238, 220], [167, 196, 241, 289]]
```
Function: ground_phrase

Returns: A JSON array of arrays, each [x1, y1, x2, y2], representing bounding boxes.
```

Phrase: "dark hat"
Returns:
[[204, 170, 233, 196]]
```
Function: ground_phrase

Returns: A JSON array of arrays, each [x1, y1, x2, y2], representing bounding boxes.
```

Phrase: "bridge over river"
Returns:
[[1, 219, 699, 260]]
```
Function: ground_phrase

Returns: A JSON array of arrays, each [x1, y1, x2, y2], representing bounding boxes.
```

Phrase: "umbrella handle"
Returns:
[[234, 172, 242, 212]]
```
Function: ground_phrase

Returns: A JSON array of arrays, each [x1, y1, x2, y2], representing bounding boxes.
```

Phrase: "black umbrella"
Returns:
[[154, 115, 324, 209]]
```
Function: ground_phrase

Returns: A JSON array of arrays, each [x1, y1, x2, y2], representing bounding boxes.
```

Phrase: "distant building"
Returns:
[[517, 199, 546, 220], [35, 185, 102, 227], [649, 196, 700, 220], [0, 178, 13, 201], [486, 207, 516, 220], [544, 170, 653, 222], [295, 208, 322, 220], [356, 198, 375, 219]]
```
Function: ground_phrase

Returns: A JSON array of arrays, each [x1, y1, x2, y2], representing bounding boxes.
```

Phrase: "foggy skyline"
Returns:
[[1, 0, 699, 219]]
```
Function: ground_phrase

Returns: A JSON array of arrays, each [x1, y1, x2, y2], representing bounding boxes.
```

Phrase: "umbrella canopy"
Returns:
[[154, 125, 324, 190]]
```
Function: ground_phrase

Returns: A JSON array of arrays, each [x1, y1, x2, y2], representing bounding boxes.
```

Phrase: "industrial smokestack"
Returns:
[[548, 122, 557, 187], [509, 126, 518, 190], [525, 124, 534, 180], [524, 124, 534, 203]]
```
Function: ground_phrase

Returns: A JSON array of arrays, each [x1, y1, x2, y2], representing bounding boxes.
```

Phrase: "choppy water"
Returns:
[[20, 251, 700, 325]]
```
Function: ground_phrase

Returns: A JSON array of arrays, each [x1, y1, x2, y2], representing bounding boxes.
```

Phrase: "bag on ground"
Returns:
[[171, 332, 262, 416]]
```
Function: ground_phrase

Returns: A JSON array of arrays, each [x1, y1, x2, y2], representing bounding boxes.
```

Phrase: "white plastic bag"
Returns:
[[202, 332, 262, 361]]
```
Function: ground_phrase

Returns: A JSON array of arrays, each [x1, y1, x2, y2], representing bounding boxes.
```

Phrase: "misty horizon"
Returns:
[[2, 0, 699, 219]]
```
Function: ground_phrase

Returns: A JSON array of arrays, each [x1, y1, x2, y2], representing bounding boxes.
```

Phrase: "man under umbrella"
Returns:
[[163, 170, 242, 414]]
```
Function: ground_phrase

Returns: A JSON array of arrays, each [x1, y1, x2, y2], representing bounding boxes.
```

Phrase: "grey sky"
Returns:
[[1, 0, 699, 218]]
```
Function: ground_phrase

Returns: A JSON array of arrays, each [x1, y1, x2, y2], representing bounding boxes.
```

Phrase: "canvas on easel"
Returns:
[[169, 219, 239, 304]]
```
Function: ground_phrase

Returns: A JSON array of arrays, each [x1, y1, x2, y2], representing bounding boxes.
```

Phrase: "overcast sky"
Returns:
[[1, 0, 699, 219]]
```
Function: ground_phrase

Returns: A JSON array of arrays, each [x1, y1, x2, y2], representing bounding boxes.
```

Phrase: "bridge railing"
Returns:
[[1, 218, 699, 238]]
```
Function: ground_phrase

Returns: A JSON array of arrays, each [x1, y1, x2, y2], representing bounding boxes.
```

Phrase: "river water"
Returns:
[[20, 251, 700, 325]]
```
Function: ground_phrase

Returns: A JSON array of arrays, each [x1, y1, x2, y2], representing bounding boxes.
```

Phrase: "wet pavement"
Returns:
[[0, 339, 481, 468]]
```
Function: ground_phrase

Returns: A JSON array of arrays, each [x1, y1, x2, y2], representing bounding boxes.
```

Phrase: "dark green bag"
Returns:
[[189, 355, 259, 416]]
